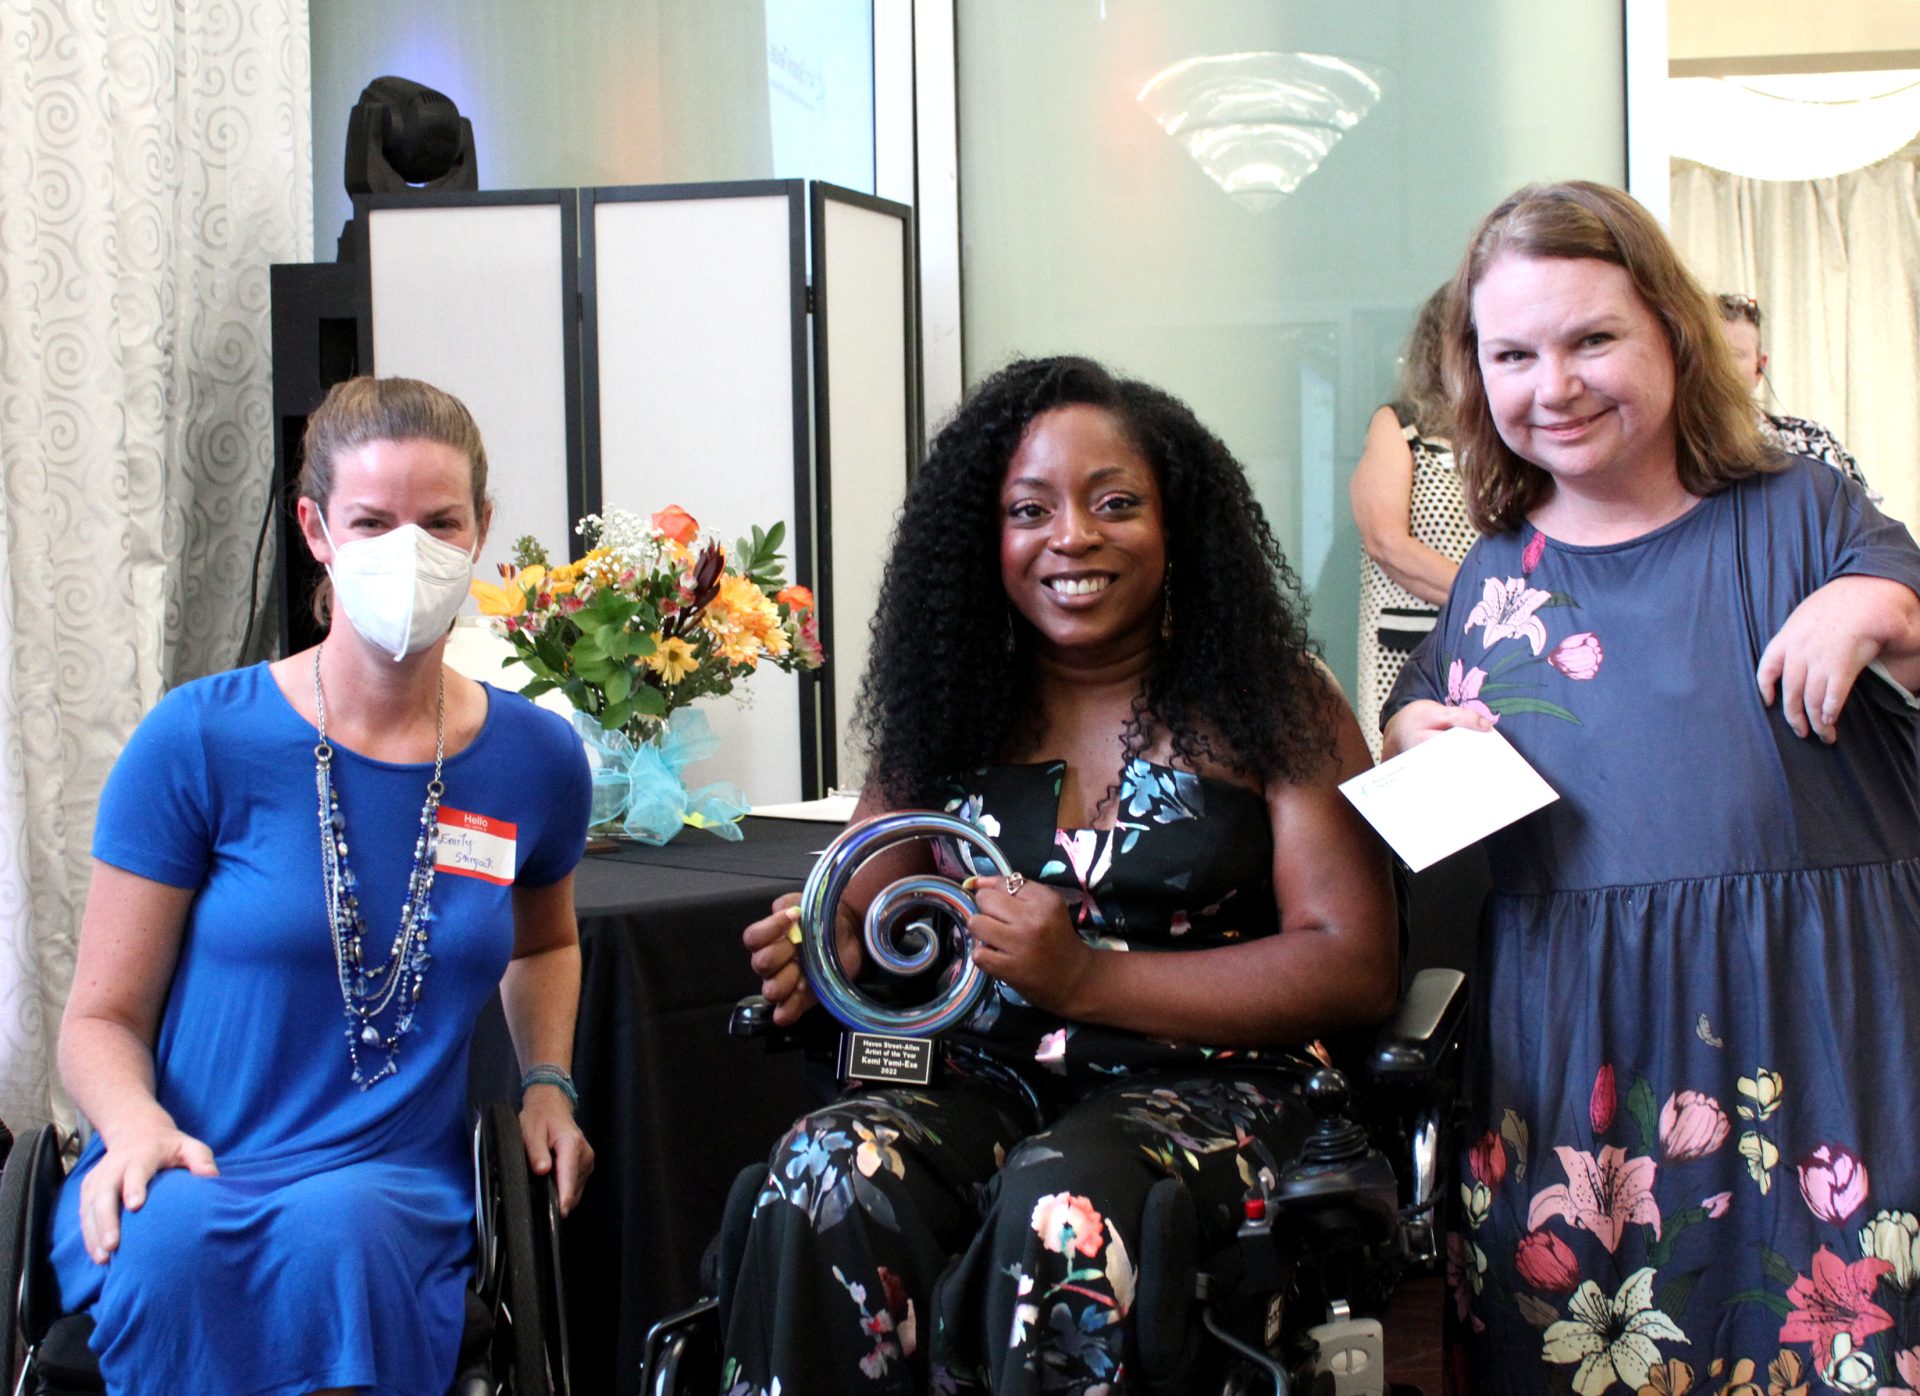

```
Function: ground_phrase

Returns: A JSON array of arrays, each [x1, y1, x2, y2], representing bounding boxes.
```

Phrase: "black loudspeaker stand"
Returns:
[[269, 259, 370, 656]]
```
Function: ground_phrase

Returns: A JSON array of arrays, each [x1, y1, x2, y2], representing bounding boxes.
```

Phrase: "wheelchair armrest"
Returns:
[[1366, 967, 1466, 1085]]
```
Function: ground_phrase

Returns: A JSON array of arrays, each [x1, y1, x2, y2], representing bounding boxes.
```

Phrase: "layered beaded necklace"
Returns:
[[312, 649, 445, 1088]]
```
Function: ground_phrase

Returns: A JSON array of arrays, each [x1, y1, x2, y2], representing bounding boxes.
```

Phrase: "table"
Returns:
[[562, 818, 831, 1396]]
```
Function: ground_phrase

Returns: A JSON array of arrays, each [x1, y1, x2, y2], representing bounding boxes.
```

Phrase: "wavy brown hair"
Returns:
[[1396, 283, 1454, 437], [1442, 181, 1771, 534]]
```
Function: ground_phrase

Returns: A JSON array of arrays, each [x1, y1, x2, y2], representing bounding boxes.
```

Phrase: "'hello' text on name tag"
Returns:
[[434, 808, 518, 885]]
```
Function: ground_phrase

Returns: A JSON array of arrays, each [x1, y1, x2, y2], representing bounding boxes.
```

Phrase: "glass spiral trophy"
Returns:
[[797, 810, 1014, 1085]]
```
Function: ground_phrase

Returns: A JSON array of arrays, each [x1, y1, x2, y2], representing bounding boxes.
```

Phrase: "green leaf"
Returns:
[[575, 658, 615, 685], [599, 699, 635, 732], [630, 684, 667, 717], [1645, 1208, 1706, 1269], [1757, 1244, 1800, 1288], [1720, 1288, 1793, 1318], [1542, 592, 1580, 608], [1513, 1292, 1560, 1329], [604, 667, 632, 706], [1625, 1076, 1658, 1154], [519, 677, 557, 698], [1485, 696, 1580, 722], [1653, 1267, 1705, 1322], [1485, 647, 1538, 678]]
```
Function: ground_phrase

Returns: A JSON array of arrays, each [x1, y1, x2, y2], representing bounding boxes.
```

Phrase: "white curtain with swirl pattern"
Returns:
[[0, 0, 312, 1132]]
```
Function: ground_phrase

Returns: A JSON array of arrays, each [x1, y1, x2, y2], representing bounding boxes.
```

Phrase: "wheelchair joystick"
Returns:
[[1300, 1068, 1371, 1166]]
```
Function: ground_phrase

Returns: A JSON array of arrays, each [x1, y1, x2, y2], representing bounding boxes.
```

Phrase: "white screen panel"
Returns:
[[591, 192, 803, 803], [819, 196, 910, 791], [367, 203, 573, 587]]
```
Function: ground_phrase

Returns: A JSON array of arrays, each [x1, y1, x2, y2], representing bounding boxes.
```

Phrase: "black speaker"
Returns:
[[269, 261, 370, 657]]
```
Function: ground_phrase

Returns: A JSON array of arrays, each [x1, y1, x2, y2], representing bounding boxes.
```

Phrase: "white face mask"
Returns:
[[319, 515, 477, 662]]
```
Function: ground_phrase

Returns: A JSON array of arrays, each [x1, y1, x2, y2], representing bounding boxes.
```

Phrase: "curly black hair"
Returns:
[[855, 355, 1333, 807]]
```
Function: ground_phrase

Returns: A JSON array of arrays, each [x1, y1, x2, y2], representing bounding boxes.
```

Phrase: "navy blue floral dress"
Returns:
[[720, 759, 1317, 1395], [1389, 460, 1920, 1394]]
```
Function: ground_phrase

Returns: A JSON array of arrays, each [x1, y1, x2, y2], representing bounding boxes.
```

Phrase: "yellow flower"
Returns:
[[643, 634, 699, 684], [568, 546, 621, 589], [470, 563, 545, 617], [1738, 1130, 1779, 1194], [1736, 1069, 1783, 1122]]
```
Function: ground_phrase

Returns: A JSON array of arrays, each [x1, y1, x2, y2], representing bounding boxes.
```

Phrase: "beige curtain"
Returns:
[[1671, 152, 1920, 527], [0, 0, 313, 1131]]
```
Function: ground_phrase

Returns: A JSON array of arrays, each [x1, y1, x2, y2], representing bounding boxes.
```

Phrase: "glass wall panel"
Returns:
[[309, 0, 874, 252], [958, 1, 1626, 696]]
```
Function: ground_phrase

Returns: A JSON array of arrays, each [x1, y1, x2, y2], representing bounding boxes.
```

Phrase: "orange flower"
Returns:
[[714, 627, 764, 669], [775, 583, 815, 612], [707, 573, 783, 643], [652, 504, 699, 545], [1030, 1192, 1104, 1259], [470, 563, 544, 617]]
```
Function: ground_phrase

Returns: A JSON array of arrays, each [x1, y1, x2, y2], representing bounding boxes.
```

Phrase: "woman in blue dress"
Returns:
[[51, 377, 595, 1395], [1385, 184, 1920, 1392], [727, 356, 1401, 1394]]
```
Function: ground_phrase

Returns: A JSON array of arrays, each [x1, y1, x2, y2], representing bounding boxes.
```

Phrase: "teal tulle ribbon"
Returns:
[[573, 708, 749, 845]]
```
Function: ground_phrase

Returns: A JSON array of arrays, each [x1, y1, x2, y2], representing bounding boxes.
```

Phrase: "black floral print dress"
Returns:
[[720, 759, 1318, 1396]]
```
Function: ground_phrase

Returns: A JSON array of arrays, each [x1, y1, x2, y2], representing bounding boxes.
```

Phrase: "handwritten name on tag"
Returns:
[[435, 807, 518, 885]]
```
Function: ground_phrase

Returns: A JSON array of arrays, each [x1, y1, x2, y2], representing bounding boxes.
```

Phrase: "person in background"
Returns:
[[1351, 285, 1478, 756], [729, 355, 1399, 1395], [1388, 183, 1920, 1392], [51, 377, 594, 1396], [1716, 291, 1875, 496]]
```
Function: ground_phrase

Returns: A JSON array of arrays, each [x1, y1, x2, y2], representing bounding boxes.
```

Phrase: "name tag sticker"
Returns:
[[435, 808, 518, 885]]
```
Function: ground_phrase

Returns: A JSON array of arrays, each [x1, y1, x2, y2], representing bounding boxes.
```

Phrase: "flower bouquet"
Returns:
[[471, 504, 825, 842]]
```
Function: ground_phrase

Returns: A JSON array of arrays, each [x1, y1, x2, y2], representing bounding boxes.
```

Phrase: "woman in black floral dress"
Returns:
[[727, 356, 1400, 1395]]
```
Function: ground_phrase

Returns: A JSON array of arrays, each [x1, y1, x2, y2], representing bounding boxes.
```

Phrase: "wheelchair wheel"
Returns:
[[479, 1101, 568, 1396]]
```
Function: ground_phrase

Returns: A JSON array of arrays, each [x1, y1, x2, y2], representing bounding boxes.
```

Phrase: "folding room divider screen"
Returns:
[[274, 179, 916, 802]]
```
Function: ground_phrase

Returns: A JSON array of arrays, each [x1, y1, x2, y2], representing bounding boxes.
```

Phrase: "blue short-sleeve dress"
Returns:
[[50, 663, 590, 1396], [1388, 459, 1920, 1392]]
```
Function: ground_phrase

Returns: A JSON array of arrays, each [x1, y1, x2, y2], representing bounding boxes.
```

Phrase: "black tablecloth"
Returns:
[[562, 817, 830, 1396]]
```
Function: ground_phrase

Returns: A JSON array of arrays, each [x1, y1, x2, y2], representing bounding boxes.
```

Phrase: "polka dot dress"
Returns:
[[1356, 405, 1476, 756]]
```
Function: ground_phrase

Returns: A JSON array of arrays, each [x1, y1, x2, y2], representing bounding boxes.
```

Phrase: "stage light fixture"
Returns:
[[344, 75, 478, 196]]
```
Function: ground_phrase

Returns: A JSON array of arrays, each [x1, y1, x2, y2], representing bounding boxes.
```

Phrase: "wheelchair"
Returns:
[[640, 812, 1467, 1396], [0, 1101, 570, 1396]]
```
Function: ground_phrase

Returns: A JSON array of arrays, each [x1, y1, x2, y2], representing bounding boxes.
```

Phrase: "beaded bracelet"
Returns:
[[520, 1063, 579, 1111]]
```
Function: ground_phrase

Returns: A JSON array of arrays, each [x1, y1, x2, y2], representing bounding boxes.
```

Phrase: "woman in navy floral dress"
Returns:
[[1387, 183, 1920, 1393], [727, 356, 1400, 1394]]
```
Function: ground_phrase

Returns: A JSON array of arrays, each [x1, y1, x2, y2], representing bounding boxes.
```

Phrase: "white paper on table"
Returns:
[[748, 794, 860, 823], [1338, 726, 1558, 872]]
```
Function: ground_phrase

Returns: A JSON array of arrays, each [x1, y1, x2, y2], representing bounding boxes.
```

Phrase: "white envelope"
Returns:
[[1339, 726, 1558, 872]]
